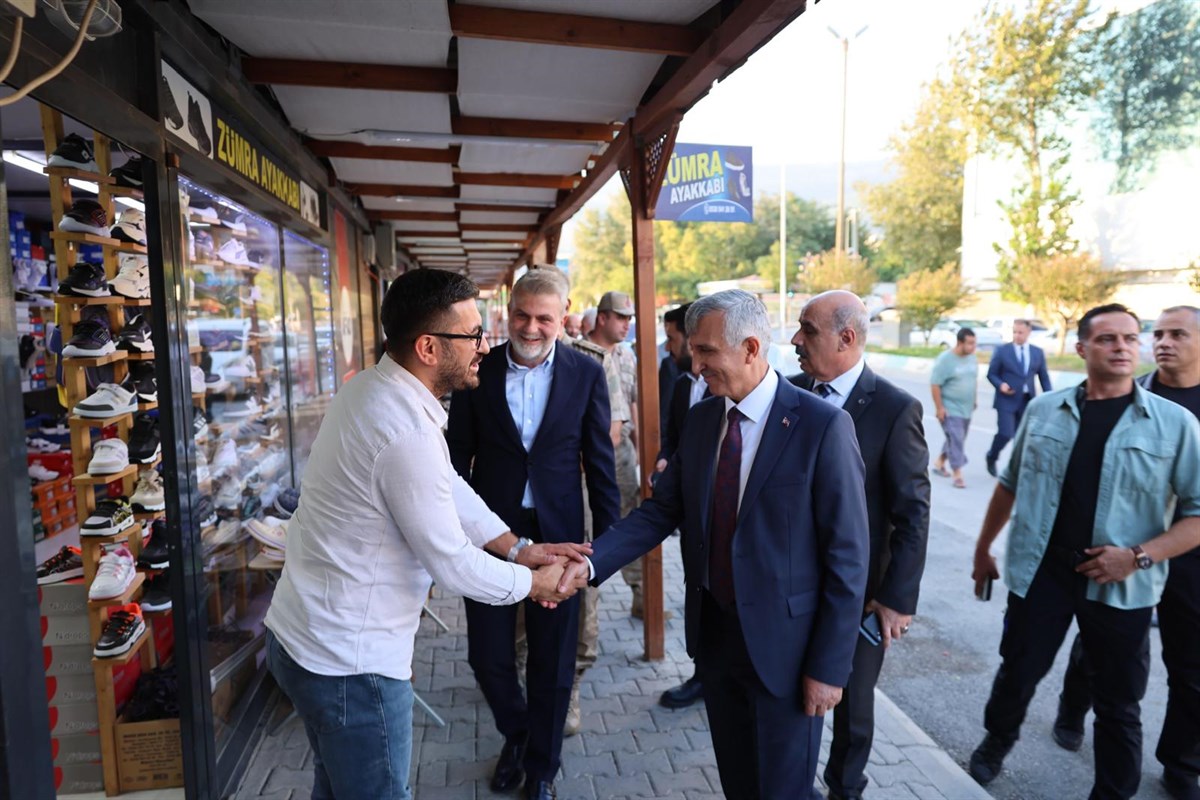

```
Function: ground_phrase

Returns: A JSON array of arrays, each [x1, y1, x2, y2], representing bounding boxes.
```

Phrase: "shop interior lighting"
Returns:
[[3, 150, 144, 211]]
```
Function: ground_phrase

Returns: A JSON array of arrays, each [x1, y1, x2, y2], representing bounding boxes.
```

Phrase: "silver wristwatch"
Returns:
[[507, 537, 533, 563]]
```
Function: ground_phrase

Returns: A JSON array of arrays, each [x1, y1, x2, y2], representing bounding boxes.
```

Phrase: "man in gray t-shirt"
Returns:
[[930, 328, 979, 488]]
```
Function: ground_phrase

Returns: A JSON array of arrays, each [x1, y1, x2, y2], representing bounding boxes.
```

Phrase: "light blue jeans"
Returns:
[[266, 631, 413, 800]]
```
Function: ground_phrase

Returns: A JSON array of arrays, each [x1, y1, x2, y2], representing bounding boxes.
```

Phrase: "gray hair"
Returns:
[[685, 290, 773, 354], [831, 301, 869, 343], [581, 307, 597, 327], [1161, 306, 1200, 326], [512, 267, 569, 310]]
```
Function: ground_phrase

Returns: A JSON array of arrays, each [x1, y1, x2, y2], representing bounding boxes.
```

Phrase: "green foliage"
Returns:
[[896, 263, 972, 342], [995, 156, 1080, 301], [796, 250, 877, 296], [1012, 252, 1119, 354], [568, 196, 633, 308]]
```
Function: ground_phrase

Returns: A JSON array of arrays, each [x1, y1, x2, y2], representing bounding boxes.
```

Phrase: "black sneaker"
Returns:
[[59, 199, 110, 237], [162, 76, 183, 130], [187, 94, 211, 155], [47, 132, 97, 172], [140, 573, 172, 612], [117, 314, 154, 353], [969, 733, 1014, 786], [128, 412, 161, 464], [62, 318, 116, 358], [192, 406, 209, 440], [37, 546, 84, 584], [94, 605, 146, 657], [197, 494, 217, 528], [81, 497, 135, 537], [58, 262, 109, 298], [109, 156, 144, 189], [138, 525, 170, 571], [129, 361, 158, 403]]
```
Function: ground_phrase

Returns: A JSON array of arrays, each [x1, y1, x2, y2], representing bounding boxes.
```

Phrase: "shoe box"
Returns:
[[55, 762, 105, 794], [31, 477, 77, 537], [38, 579, 89, 618], [151, 608, 175, 665]]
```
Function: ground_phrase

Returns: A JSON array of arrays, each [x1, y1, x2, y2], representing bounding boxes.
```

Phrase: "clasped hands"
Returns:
[[521, 542, 593, 608]]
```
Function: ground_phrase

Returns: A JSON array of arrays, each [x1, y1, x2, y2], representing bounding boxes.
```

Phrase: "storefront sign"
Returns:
[[655, 143, 754, 223]]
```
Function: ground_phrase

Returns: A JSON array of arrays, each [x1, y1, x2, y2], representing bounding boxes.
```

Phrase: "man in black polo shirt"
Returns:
[[1054, 305, 1200, 800]]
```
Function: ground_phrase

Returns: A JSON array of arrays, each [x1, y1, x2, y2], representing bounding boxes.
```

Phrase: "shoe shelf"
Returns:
[[137, 401, 158, 412], [75, 463, 139, 486], [53, 294, 124, 306], [62, 351, 127, 368], [122, 297, 153, 307], [189, 344, 203, 355], [135, 454, 163, 471], [133, 510, 165, 523], [91, 626, 153, 667], [109, 241, 149, 255], [70, 412, 133, 429], [51, 230, 123, 248], [87, 572, 146, 611], [123, 351, 155, 361], [105, 184, 143, 199], [43, 166, 116, 184]]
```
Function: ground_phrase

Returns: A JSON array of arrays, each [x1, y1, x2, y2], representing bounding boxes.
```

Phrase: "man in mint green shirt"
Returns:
[[930, 328, 978, 488], [968, 304, 1200, 800]]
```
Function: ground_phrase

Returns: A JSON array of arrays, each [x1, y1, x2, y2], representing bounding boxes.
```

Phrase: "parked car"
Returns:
[[909, 318, 1004, 350]]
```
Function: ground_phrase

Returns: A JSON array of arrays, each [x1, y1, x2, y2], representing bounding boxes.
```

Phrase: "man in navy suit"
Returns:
[[986, 319, 1052, 476], [558, 290, 870, 798], [447, 269, 621, 800]]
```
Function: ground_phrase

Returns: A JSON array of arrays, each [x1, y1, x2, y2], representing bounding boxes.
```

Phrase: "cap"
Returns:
[[597, 290, 635, 317]]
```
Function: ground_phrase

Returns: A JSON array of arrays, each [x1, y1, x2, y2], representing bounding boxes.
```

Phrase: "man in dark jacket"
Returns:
[[985, 319, 1052, 476]]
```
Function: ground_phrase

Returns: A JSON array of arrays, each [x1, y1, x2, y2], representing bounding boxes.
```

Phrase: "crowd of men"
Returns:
[[260, 263, 1200, 800]]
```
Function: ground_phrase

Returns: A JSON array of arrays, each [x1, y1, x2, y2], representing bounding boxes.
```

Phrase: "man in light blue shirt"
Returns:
[[969, 304, 1200, 800]]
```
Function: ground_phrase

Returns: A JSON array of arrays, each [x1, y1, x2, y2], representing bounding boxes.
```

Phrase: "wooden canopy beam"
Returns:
[[460, 223, 537, 232], [395, 230, 461, 239], [306, 140, 460, 163], [242, 58, 457, 93], [456, 172, 578, 190], [448, 4, 705, 56], [453, 115, 620, 143], [346, 184, 459, 198], [368, 210, 458, 222], [457, 202, 547, 214]]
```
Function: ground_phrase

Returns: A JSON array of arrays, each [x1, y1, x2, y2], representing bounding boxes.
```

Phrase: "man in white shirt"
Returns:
[[264, 269, 583, 800]]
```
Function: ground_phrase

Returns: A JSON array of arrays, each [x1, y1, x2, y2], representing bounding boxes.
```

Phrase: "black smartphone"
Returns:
[[977, 576, 993, 602], [859, 611, 883, 647]]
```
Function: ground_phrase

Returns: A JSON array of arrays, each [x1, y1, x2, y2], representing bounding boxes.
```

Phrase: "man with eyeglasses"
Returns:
[[448, 268, 621, 800], [264, 269, 583, 800]]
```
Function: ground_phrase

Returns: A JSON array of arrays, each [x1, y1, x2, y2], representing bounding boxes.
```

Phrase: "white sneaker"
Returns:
[[222, 215, 248, 236], [111, 254, 150, 299], [131, 470, 166, 511], [27, 437, 62, 453], [74, 383, 138, 418], [225, 355, 257, 378], [211, 439, 238, 472], [88, 439, 129, 475], [189, 365, 206, 393], [214, 475, 243, 510], [223, 397, 261, 419], [218, 238, 251, 266], [29, 462, 59, 482], [244, 518, 287, 551], [88, 546, 136, 600], [191, 205, 220, 225], [204, 519, 244, 549]]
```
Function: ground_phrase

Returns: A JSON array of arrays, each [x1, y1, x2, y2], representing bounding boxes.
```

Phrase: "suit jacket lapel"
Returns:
[[737, 388, 800, 527], [696, 400, 721, 540], [489, 345, 523, 448], [531, 346, 575, 452], [843, 366, 875, 424]]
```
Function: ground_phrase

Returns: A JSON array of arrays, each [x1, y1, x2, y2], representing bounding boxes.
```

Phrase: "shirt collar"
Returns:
[[506, 340, 557, 372], [819, 357, 866, 398], [377, 353, 447, 427], [725, 367, 778, 424], [1061, 380, 1150, 419]]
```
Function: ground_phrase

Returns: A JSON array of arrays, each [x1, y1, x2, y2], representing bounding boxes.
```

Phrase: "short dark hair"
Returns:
[[663, 303, 691, 332], [957, 327, 976, 343], [1013, 318, 1032, 329], [381, 269, 479, 354], [1078, 303, 1139, 341]]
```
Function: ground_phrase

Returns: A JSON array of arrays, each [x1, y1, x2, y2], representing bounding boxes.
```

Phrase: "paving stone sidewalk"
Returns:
[[235, 541, 990, 800]]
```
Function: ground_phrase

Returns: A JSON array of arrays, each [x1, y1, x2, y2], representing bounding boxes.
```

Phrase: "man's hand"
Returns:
[[515, 542, 592, 569], [1077, 546, 1137, 585], [528, 560, 569, 608], [973, 545, 999, 598], [803, 677, 843, 717], [1000, 381, 1015, 396], [935, 406, 947, 423], [866, 600, 912, 648], [557, 559, 591, 596], [645, 458, 669, 492]]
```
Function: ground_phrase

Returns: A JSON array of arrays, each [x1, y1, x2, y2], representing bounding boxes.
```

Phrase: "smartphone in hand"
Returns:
[[859, 611, 883, 647], [976, 576, 993, 602]]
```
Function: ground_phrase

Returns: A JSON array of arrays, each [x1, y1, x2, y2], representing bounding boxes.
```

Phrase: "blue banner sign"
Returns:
[[655, 143, 753, 222]]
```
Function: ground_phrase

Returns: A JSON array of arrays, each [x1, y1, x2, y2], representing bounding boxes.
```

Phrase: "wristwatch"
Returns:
[[507, 537, 533, 563], [1132, 545, 1153, 570]]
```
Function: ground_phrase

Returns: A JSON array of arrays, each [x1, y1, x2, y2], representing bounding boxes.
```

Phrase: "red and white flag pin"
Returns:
[[781, 418, 790, 428]]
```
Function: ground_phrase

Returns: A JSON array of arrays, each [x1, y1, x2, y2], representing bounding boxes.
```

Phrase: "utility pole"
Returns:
[[829, 24, 868, 254], [779, 162, 787, 334]]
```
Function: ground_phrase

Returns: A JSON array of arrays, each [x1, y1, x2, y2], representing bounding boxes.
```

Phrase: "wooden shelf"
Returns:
[[62, 351, 126, 368], [122, 297, 153, 307], [103, 185, 143, 199], [87, 572, 144, 609], [133, 510, 165, 523], [133, 454, 162, 470], [74, 463, 137, 486], [91, 627, 150, 667], [137, 401, 158, 412], [44, 167, 114, 183], [51, 231, 121, 248], [110, 240, 148, 255], [78, 522, 141, 546], [53, 294, 122, 306], [123, 351, 155, 361], [70, 412, 132, 429]]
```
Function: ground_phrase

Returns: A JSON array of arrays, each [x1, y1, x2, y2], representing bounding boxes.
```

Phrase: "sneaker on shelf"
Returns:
[[197, 494, 217, 528], [187, 93, 212, 154], [211, 439, 238, 473], [117, 314, 154, 353], [111, 254, 150, 299], [246, 248, 273, 269], [214, 474, 242, 510], [28, 462, 59, 482], [192, 405, 209, 440], [217, 237, 251, 266], [39, 416, 69, 437], [88, 439, 130, 475], [137, 523, 170, 570], [225, 355, 257, 378], [81, 497, 134, 536], [221, 214, 248, 236], [57, 262, 109, 298], [224, 397, 261, 419], [191, 204, 219, 225], [74, 382, 138, 418], [88, 546, 137, 600], [47, 133, 98, 171], [244, 518, 288, 551], [112, 208, 147, 245], [273, 487, 300, 519], [163, 76, 183, 129], [129, 361, 158, 403], [188, 365, 206, 394], [253, 450, 287, 482], [62, 318, 117, 358], [236, 441, 267, 463], [109, 156, 144, 189], [240, 491, 262, 520], [194, 229, 215, 259], [205, 371, 230, 393], [58, 199, 110, 237], [249, 547, 286, 569], [27, 437, 61, 454], [36, 546, 84, 584], [139, 574, 172, 613], [94, 603, 146, 657], [203, 519, 244, 552], [131, 469, 166, 511]]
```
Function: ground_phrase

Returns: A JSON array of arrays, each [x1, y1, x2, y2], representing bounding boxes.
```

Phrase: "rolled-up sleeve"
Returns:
[[376, 431, 531, 605]]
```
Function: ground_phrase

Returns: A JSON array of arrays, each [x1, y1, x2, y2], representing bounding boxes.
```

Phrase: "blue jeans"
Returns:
[[266, 631, 413, 800]]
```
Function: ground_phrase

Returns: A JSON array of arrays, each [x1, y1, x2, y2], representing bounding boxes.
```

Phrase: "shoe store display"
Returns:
[[137, 527, 170, 571], [62, 318, 117, 358], [205, 370, 230, 393], [187, 93, 211, 154], [211, 439, 238, 473], [129, 361, 158, 403], [221, 214, 248, 236], [224, 397, 261, 419], [26, 437, 61, 454], [214, 476, 242, 512], [127, 413, 161, 464], [194, 229, 215, 259], [94, 603, 146, 657], [197, 494, 218, 528], [225, 355, 256, 378], [47, 132, 97, 172], [244, 516, 288, 551], [36, 546, 84, 584], [139, 573, 172, 613], [123, 664, 179, 722], [217, 237, 252, 266], [109, 156, 144, 189], [88, 438, 130, 475], [28, 462, 59, 482], [191, 204, 219, 225], [162, 76, 183, 129], [205, 518, 244, 550], [249, 546, 286, 569], [88, 546, 137, 600], [189, 365, 207, 393], [57, 262, 110, 297], [117, 314, 154, 353], [59, 199, 110, 237], [131, 469, 166, 511], [111, 254, 150, 299], [193, 405, 209, 440], [81, 497, 134, 536], [74, 382, 139, 418], [112, 208, 147, 245], [274, 487, 300, 519]]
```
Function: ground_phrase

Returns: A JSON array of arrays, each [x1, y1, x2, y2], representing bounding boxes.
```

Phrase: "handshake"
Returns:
[[517, 542, 593, 608]]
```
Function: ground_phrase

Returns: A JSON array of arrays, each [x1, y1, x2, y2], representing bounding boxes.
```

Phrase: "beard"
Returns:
[[434, 346, 480, 396], [509, 334, 553, 364], [677, 355, 692, 373]]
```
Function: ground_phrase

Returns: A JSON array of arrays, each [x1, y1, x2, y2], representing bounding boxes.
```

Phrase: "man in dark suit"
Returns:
[[447, 269, 621, 800], [558, 289, 870, 798], [789, 290, 931, 800], [985, 319, 1051, 476]]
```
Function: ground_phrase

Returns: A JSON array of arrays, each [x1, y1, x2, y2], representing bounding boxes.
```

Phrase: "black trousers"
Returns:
[[698, 591, 824, 800], [1060, 554, 1200, 781], [824, 627, 887, 799], [464, 511, 580, 784], [983, 554, 1152, 800], [987, 395, 1030, 462]]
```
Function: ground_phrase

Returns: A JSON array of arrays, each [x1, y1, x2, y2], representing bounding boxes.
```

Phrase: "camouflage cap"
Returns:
[[597, 290, 635, 317]]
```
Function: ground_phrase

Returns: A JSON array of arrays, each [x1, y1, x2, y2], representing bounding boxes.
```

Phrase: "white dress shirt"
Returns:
[[687, 373, 709, 408], [719, 368, 780, 507], [505, 343, 556, 508], [812, 357, 866, 410], [265, 354, 530, 681]]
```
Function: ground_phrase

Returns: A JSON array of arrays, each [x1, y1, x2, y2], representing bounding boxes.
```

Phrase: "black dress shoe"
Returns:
[[1052, 698, 1085, 751], [986, 457, 998, 478], [969, 733, 1014, 786], [524, 779, 557, 800], [1162, 769, 1200, 800], [659, 676, 704, 709], [490, 734, 527, 793]]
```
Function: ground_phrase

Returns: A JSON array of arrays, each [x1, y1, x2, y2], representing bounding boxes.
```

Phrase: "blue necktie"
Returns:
[[708, 407, 743, 607], [815, 383, 832, 398], [1018, 346, 1026, 374]]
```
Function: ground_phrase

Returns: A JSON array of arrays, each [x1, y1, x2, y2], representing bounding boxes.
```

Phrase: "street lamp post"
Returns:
[[828, 24, 868, 254]]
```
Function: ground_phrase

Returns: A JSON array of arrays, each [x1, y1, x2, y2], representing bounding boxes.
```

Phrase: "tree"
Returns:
[[860, 78, 967, 280], [796, 250, 877, 296], [995, 157, 1080, 302], [568, 193, 633, 308], [1012, 252, 1119, 354], [896, 263, 972, 344]]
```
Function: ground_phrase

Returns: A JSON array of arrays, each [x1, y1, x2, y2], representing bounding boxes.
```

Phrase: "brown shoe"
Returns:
[[564, 681, 582, 737]]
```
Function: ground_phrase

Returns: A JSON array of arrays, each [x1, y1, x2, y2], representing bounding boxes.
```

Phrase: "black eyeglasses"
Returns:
[[427, 330, 485, 351]]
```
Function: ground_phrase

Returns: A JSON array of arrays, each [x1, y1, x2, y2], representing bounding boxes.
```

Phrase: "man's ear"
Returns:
[[412, 334, 440, 368]]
